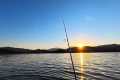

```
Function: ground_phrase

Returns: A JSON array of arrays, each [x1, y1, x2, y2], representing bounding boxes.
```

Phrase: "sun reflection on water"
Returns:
[[73, 53, 92, 80], [80, 53, 84, 80]]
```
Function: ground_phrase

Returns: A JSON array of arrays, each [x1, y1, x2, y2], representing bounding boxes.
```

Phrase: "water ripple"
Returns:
[[0, 53, 120, 80]]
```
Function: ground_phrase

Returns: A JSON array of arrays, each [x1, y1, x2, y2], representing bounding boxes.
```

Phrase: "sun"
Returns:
[[77, 43, 84, 49], [79, 45, 84, 48]]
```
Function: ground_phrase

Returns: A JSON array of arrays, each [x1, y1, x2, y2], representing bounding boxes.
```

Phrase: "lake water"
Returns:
[[0, 53, 120, 80]]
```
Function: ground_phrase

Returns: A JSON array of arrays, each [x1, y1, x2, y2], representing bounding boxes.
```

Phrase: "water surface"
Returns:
[[0, 53, 120, 80]]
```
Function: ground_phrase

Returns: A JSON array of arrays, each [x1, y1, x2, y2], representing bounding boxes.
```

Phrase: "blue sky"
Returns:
[[0, 0, 120, 49]]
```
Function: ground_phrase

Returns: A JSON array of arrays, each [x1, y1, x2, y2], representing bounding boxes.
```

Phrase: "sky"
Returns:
[[0, 0, 120, 49]]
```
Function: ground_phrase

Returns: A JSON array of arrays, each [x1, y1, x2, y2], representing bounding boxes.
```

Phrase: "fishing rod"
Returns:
[[62, 19, 77, 80]]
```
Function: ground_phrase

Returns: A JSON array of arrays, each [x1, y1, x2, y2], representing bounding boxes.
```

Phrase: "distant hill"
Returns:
[[0, 44, 120, 54], [0, 47, 32, 54], [83, 44, 120, 52]]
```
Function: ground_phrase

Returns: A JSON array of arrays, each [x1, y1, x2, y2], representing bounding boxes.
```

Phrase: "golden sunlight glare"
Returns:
[[77, 43, 85, 50]]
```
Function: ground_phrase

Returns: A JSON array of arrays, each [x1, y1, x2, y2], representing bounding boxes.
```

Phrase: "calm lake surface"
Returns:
[[0, 53, 120, 80]]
